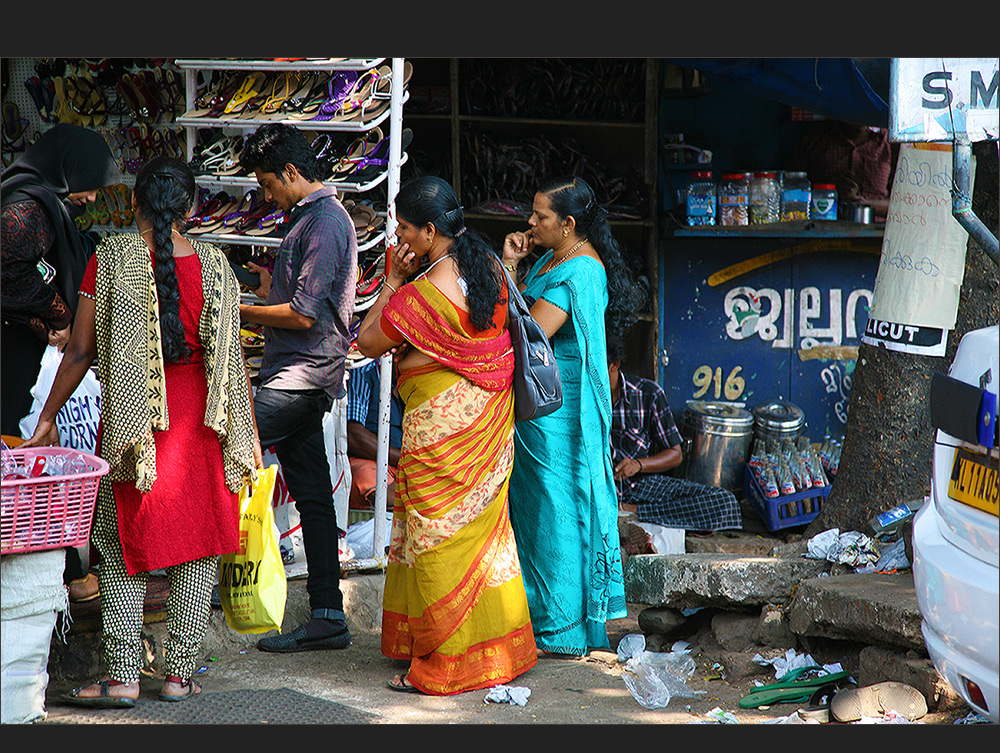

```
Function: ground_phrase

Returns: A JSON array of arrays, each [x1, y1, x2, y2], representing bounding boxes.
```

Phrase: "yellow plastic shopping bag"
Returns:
[[219, 465, 287, 634]]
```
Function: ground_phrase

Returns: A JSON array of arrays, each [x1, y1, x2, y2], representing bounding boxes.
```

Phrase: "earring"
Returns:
[[563, 229, 569, 237]]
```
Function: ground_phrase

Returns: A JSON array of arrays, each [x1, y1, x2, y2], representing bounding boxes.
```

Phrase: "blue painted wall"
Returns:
[[655, 66, 881, 443]]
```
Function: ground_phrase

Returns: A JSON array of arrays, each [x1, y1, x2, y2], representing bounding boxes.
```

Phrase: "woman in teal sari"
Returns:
[[503, 176, 640, 656]]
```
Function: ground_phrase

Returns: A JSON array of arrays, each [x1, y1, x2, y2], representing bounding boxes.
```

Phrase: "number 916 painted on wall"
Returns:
[[692, 365, 746, 401]]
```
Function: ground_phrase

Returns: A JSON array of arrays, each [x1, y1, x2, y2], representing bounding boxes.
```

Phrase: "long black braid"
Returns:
[[133, 156, 196, 363], [396, 176, 504, 331], [538, 175, 641, 336]]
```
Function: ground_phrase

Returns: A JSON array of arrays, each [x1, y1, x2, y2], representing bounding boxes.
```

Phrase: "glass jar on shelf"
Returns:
[[811, 183, 838, 221], [780, 171, 811, 221], [685, 171, 717, 226], [718, 173, 750, 226], [749, 171, 780, 224]]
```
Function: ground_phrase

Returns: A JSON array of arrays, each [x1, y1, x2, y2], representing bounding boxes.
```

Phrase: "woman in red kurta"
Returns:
[[23, 156, 259, 707]]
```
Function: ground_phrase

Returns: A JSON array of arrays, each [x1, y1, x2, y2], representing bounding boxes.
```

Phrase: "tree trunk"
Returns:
[[805, 139, 999, 536]]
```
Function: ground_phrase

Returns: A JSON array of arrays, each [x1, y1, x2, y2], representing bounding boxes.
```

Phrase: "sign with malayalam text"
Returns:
[[864, 143, 974, 355]]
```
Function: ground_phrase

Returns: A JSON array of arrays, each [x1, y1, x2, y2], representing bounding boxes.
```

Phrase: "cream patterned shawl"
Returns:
[[92, 233, 255, 493]]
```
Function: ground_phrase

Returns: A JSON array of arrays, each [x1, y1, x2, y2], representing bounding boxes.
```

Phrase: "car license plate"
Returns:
[[948, 447, 999, 517]]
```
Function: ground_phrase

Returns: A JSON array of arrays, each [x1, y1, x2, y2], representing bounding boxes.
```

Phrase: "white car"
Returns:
[[913, 324, 999, 722]]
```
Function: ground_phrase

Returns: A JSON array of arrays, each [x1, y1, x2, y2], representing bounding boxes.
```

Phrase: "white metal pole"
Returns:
[[371, 58, 405, 565]]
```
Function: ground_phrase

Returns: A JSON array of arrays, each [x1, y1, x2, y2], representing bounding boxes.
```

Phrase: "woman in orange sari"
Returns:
[[356, 176, 536, 695]]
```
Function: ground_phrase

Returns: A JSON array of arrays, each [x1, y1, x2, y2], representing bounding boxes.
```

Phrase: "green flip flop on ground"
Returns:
[[739, 666, 853, 709]]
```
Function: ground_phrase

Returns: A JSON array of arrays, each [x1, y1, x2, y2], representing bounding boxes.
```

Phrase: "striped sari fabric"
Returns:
[[378, 280, 537, 695]]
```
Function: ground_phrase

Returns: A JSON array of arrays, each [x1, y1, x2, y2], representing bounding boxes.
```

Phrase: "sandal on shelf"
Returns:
[[372, 60, 413, 98], [62, 679, 137, 709], [305, 71, 361, 123], [159, 675, 202, 703], [52, 76, 81, 125], [187, 191, 238, 235], [24, 76, 57, 124], [236, 72, 278, 120], [256, 71, 301, 120], [327, 127, 383, 181], [339, 128, 411, 185], [223, 71, 267, 118], [212, 136, 246, 177], [285, 74, 335, 120], [274, 72, 318, 120], [76, 75, 108, 127], [215, 189, 261, 235], [236, 200, 282, 236], [357, 214, 386, 246], [327, 69, 380, 123]]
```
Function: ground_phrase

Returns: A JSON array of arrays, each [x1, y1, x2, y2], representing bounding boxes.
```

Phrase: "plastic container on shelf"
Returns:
[[811, 183, 838, 221], [749, 171, 780, 224], [780, 171, 811, 221], [685, 171, 717, 226], [718, 173, 750, 226]]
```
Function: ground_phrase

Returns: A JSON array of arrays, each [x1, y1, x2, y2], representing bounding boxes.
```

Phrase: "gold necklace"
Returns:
[[543, 237, 587, 273]]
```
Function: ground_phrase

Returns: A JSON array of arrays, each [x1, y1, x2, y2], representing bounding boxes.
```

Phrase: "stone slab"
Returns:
[[624, 553, 829, 610], [787, 571, 926, 651]]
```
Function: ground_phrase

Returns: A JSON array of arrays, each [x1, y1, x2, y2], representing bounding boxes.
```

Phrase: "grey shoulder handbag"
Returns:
[[501, 264, 563, 421]]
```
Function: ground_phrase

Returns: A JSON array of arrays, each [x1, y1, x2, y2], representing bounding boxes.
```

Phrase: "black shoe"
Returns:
[[257, 623, 351, 653]]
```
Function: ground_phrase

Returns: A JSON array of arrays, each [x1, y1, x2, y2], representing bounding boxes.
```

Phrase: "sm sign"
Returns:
[[890, 58, 999, 143]]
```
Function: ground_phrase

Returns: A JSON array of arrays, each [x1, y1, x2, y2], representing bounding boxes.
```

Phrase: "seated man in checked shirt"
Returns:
[[608, 334, 743, 533]]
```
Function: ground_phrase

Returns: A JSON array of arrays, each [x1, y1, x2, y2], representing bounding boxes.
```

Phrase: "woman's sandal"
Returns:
[[159, 675, 202, 703], [224, 71, 267, 118], [327, 127, 383, 181], [62, 678, 138, 709], [386, 673, 421, 694]]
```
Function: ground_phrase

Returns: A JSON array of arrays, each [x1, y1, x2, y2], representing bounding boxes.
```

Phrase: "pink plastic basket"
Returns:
[[1, 447, 109, 555]]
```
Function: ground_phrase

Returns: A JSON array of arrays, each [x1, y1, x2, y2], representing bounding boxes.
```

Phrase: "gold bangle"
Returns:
[[504, 263, 517, 274], [384, 280, 398, 294]]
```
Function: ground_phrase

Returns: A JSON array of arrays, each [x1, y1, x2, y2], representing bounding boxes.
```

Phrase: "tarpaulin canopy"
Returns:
[[666, 58, 890, 128]]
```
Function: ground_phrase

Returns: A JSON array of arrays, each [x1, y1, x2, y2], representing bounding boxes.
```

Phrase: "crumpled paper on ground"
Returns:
[[751, 648, 844, 682], [484, 684, 531, 706], [805, 528, 881, 569], [854, 537, 911, 574]]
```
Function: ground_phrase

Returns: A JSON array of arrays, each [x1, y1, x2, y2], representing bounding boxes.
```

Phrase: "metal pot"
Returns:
[[752, 400, 806, 446], [680, 401, 755, 492]]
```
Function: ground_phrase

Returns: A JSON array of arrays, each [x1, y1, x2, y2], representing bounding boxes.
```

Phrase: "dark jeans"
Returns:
[[254, 386, 344, 619]]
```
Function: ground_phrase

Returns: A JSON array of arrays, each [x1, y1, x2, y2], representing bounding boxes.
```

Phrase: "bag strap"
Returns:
[[499, 261, 531, 317]]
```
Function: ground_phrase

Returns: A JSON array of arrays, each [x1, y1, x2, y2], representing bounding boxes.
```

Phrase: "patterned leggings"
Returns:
[[92, 488, 217, 684]]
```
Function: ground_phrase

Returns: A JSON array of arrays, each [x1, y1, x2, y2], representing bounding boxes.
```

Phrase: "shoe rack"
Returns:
[[174, 58, 410, 261], [403, 58, 660, 378], [2, 57, 193, 237]]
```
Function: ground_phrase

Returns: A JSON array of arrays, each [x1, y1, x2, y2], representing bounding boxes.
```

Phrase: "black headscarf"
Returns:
[[2, 124, 121, 313]]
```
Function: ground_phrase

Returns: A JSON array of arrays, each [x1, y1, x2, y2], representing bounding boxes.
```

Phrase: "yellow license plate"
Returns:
[[948, 447, 999, 517]]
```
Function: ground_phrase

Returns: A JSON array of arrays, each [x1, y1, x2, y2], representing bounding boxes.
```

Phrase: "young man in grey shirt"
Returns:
[[239, 123, 357, 652]]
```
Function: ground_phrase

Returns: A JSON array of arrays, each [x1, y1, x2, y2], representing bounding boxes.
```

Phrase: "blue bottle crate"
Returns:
[[745, 469, 831, 532]]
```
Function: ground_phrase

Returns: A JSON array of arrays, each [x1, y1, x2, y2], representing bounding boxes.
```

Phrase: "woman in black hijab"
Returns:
[[1, 123, 120, 437]]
